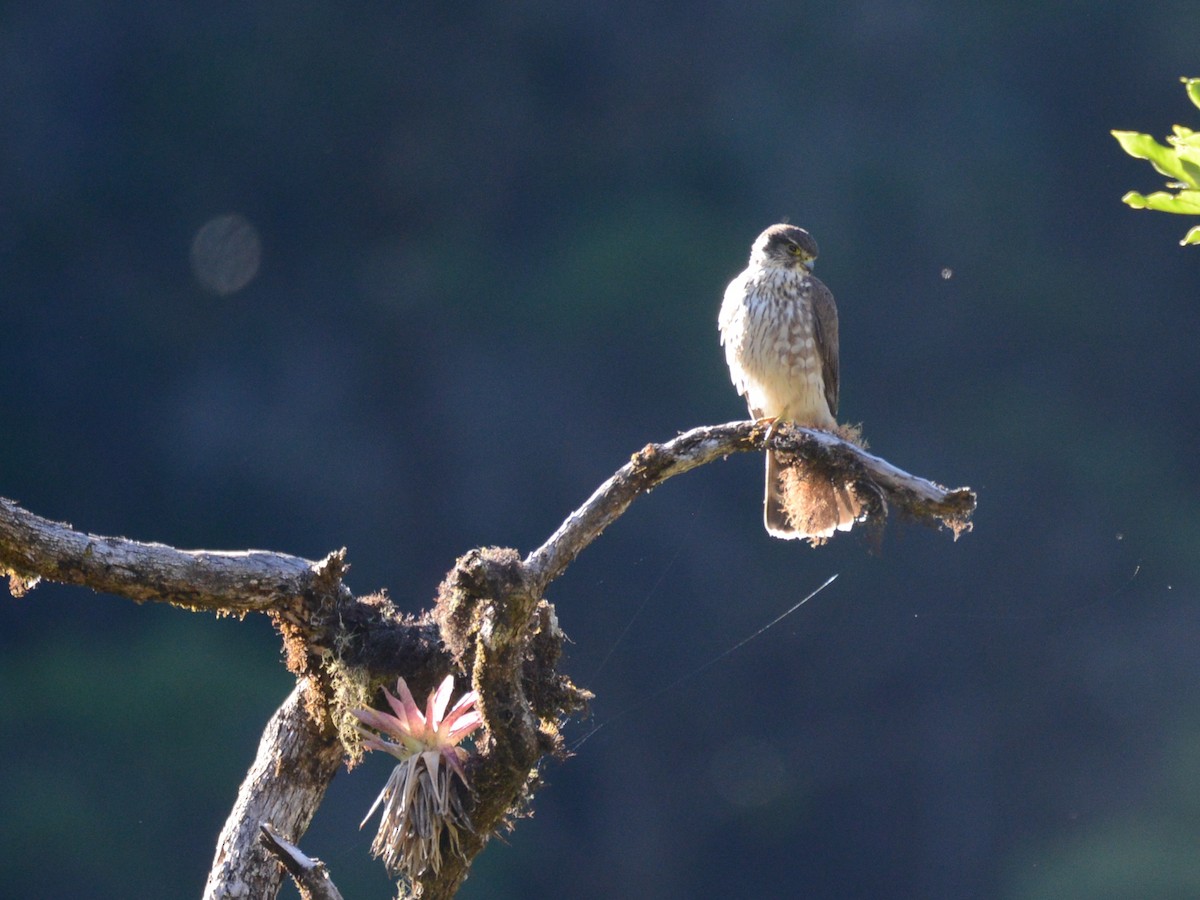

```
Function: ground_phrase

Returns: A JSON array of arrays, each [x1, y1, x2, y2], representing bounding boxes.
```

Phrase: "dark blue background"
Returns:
[[3, 3, 1200, 897]]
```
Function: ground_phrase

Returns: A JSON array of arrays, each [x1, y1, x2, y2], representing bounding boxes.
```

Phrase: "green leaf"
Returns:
[[1114, 81, 1200, 244], [1174, 134, 1200, 152], [1111, 130, 1195, 182], [1121, 189, 1200, 214], [1177, 150, 1200, 174], [1121, 190, 1149, 209], [1183, 77, 1200, 112], [1164, 189, 1200, 213], [1112, 129, 1156, 160]]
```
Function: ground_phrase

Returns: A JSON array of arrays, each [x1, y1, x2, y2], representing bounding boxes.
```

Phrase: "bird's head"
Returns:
[[752, 223, 819, 272]]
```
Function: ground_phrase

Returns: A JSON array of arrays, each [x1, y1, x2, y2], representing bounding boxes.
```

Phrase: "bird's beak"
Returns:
[[801, 260, 814, 272]]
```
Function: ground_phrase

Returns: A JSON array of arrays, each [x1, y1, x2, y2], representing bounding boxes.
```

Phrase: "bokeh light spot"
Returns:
[[190, 213, 262, 295]]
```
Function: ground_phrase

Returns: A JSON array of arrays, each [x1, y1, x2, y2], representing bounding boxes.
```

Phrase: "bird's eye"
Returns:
[[789, 244, 803, 256]]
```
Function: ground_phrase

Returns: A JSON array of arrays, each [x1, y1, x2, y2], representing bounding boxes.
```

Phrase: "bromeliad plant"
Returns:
[[354, 675, 482, 878], [1113, 77, 1200, 246]]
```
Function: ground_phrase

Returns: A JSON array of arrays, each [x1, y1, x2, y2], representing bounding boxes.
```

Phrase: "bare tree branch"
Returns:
[[203, 678, 343, 900], [2, 419, 975, 899], [524, 420, 975, 590], [522, 421, 757, 589], [1, 420, 972, 615], [259, 823, 345, 900], [0, 496, 317, 611]]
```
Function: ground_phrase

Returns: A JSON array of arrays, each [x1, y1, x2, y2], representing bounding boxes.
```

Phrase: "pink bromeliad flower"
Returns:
[[354, 674, 482, 877]]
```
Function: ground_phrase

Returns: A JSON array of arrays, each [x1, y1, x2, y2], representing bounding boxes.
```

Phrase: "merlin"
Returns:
[[718, 224, 862, 541]]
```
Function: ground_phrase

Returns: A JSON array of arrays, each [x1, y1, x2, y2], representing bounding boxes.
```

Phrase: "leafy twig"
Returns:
[[1112, 76, 1200, 246]]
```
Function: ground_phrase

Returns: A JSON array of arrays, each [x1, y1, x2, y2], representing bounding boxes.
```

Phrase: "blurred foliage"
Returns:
[[1006, 718, 1200, 899], [1113, 77, 1200, 245]]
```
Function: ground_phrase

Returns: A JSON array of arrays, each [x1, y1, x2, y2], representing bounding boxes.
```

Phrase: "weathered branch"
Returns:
[[2, 419, 974, 899], [524, 420, 975, 589], [1, 420, 972, 614], [203, 678, 343, 900], [0, 496, 317, 611], [426, 551, 589, 898], [259, 823, 345, 900]]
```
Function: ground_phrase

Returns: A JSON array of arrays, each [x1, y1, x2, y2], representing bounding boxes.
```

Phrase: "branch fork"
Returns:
[[1, 420, 974, 898]]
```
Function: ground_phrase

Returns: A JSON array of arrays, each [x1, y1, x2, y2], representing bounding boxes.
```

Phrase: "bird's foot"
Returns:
[[755, 416, 782, 443]]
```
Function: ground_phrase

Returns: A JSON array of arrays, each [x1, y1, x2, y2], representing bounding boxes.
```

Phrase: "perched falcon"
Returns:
[[718, 224, 862, 541]]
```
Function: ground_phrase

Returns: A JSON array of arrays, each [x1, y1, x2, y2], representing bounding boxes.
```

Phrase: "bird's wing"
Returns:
[[718, 272, 751, 399], [808, 275, 840, 416]]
